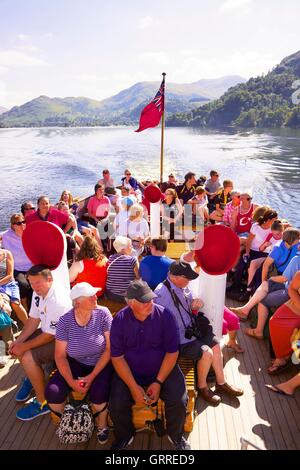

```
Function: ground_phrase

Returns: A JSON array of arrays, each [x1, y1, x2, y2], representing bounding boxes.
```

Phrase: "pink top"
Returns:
[[25, 208, 68, 229], [87, 195, 111, 218]]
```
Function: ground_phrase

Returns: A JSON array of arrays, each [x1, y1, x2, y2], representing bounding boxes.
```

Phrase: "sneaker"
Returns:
[[97, 427, 109, 445], [16, 398, 50, 421], [168, 435, 191, 450], [15, 377, 33, 402], [110, 435, 134, 450]]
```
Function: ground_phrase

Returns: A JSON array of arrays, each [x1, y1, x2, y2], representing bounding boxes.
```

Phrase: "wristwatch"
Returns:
[[154, 378, 163, 386]]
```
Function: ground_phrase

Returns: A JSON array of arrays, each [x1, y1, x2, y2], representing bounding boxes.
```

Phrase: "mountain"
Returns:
[[167, 51, 300, 129], [0, 76, 245, 128], [0, 106, 8, 114]]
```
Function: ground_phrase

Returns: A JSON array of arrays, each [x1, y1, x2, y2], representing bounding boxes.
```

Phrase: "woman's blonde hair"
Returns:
[[165, 188, 177, 200], [60, 190, 73, 207], [129, 204, 144, 221]]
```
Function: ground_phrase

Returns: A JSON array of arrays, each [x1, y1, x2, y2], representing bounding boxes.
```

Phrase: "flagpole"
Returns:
[[160, 72, 166, 183]]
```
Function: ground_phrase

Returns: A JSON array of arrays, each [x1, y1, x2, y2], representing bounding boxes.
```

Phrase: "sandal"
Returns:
[[265, 384, 293, 397], [244, 328, 263, 340], [267, 360, 290, 375], [229, 308, 248, 322]]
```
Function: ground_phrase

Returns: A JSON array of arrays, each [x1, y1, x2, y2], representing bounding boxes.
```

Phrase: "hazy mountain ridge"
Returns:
[[0, 76, 245, 128]]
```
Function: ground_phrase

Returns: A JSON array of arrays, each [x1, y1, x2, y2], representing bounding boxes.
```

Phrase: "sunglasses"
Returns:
[[125, 173, 131, 176], [241, 197, 251, 201], [14, 220, 26, 226], [25, 207, 35, 211]]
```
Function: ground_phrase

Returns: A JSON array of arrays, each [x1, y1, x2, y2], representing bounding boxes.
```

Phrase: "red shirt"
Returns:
[[25, 208, 69, 229]]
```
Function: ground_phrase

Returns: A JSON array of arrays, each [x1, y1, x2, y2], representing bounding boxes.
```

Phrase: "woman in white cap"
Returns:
[[45, 282, 113, 445], [105, 236, 140, 303]]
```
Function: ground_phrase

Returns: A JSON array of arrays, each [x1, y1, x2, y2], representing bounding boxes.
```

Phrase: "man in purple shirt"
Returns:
[[109, 280, 189, 451]]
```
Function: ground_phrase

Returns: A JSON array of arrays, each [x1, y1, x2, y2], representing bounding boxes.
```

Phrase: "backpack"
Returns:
[[56, 400, 94, 444]]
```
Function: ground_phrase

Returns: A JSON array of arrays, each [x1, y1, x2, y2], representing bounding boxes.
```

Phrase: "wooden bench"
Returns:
[[98, 297, 126, 317], [165, 241, 190, 260], [51, 357, 197, 433]]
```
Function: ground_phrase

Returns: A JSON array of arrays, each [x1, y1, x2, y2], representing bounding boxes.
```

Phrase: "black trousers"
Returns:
[[109, 365, 187, 441]]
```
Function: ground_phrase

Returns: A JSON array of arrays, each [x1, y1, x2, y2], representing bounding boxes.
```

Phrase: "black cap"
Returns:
[[126, 280, 157, 303], [169, 261, 199, 280]]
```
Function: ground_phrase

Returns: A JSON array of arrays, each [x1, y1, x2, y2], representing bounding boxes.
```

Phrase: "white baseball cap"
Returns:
[[70, 282, 101, 300]]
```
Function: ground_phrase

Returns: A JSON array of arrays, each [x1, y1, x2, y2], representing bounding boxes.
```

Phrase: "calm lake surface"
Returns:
[[0, 126, 299, 230]]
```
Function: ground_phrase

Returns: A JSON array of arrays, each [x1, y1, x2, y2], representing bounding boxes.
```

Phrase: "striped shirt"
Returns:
[[56, 307, 112, 366], [106, 254, 137, 296]]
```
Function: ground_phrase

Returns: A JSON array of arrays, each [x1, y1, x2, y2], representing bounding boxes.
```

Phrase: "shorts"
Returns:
[[180, 334, 218, 361], [261, 288, 289, 308], [26, 329, 55, 366], [0, 281, 20, 303]]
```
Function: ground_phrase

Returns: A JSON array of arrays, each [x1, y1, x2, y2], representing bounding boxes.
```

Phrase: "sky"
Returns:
[[0, 0, 300, 108]]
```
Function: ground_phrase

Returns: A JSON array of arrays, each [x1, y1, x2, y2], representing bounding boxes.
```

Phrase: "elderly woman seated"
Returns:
[[1, 214, 33, 310], [45, 282, 113, 444], [105, 236, 140, 303], [127, 204, 150, 257]]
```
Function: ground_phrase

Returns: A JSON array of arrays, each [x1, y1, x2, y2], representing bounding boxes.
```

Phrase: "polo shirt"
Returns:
[[29, 283, 72, 335], [155, 278, 194, 345], [25, 208, 68, 229], [110, 304, 179, 385], [139, 255, 174, 290], [87, 195, 111, 218], [269, 241, 300, 273], [176, 184, 196, 204], [214, 190, 232, 210]]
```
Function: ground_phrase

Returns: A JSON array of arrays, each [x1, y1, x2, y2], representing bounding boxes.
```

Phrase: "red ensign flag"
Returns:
[[135, 76, 165, 132]]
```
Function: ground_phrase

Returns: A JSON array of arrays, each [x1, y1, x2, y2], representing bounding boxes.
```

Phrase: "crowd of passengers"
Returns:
[[0, 167, 299, 450]]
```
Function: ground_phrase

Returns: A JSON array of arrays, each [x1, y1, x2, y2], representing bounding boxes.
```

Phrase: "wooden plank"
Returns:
[[256, 336, 299, 449], [195, 401, 210, 450]]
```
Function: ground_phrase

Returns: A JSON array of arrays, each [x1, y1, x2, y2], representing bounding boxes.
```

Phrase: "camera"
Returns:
[[184, 326, 194, 340]]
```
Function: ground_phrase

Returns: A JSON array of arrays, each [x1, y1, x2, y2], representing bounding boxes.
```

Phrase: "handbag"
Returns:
[[56, 399, 94, 444], [0, 310, 13, 330]]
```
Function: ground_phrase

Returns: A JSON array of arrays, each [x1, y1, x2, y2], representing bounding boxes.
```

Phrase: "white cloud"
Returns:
[[0, 50, 49, 68], [138, 16, 153, 29], [139, 51, 170, 65], [220, 0, 252, 12], [17, 33, 31, 41], [75, 74, 108, 83], [16, 45, 40, 53], [172, 51, 277, 82], [179, 49, 194, 56]]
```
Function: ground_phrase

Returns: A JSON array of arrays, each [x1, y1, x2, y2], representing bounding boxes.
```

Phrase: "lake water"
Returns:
[[0, 126, 299, 230]]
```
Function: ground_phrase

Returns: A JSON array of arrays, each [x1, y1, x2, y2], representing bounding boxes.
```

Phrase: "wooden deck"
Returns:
[[0, 298, 299, 451]]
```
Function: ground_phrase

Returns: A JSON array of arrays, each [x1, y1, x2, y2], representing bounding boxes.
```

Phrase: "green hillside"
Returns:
[[167, 51, 300, 129], [0, 76, 245, 128]]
